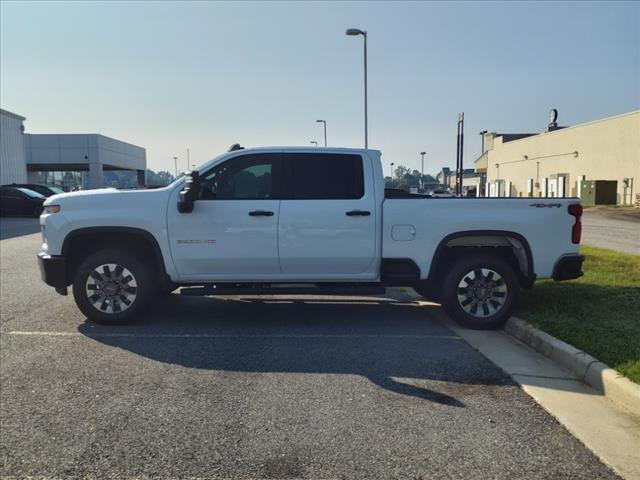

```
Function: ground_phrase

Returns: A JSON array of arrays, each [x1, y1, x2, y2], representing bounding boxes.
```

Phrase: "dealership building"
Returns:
[[474, 110, 639, 205], [1, 108, 146, 190]]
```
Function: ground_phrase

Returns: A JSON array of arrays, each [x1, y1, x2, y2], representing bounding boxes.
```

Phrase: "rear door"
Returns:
[[278, 152, 377, 276]]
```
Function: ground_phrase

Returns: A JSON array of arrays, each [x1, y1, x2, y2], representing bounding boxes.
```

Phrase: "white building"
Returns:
[[0, 108, 147, 190], [0, 109, 28, 185], [26, 134, 146, 189]]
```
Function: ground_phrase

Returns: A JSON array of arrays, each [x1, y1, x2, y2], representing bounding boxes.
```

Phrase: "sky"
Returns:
[[1, 1, 639, 176]]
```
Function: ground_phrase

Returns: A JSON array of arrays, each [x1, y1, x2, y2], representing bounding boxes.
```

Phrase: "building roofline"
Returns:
[[491, 109, 640, 147], [25, 133, 145, 151], [0, 108, 26, 121]]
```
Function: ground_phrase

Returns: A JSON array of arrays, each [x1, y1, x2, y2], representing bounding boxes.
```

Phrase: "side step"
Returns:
[[180, 285, 387, 297]]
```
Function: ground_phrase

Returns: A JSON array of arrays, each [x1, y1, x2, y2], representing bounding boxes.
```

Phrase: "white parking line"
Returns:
[[5, 331, 461, 340]]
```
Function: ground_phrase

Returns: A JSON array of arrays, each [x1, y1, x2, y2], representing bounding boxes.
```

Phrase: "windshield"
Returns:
[[49, 186, 64, 194], [17, 188, 46, 199]]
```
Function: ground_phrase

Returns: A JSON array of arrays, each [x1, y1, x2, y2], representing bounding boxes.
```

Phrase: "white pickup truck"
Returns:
[[37, 145, 584, 329]]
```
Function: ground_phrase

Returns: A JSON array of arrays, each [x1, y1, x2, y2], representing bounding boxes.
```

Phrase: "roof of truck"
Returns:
[[234, 146, 381, 154]]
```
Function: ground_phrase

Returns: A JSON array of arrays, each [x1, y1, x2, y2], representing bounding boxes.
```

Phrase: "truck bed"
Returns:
[[382, 197, 580, 279]]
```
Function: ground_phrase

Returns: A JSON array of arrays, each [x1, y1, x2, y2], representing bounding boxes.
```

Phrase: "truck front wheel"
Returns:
[[72, 249, 155, 324], [441, 253, 519, 330]]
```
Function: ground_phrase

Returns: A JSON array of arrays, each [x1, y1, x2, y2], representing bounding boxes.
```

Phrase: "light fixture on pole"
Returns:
[[478, 130, 487, 154], [420, 151, 426, 189], [173, 156, 178, 178], [346, 28, 368, 149], [310, 140, 318, 147], [316, 120, 327, 147]]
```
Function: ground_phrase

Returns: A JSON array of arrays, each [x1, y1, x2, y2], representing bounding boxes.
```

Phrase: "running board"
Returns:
[[180, 285, 387, 297]]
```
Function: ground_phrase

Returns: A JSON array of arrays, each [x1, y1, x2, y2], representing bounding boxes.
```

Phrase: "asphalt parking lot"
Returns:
[[582, 208, 640, 255], [0, 218, 619, 479]]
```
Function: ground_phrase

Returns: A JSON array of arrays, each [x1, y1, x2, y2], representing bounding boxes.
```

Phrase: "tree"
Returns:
[[384, 164, 437, 191], [146, 169, 176, 185]]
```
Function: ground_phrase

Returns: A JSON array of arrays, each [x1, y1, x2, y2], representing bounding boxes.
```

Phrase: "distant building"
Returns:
[[436, 167, 478, 193], [475, 110, 639, 204], [435, 167, 451, 187], [0, 108, 146, 190]]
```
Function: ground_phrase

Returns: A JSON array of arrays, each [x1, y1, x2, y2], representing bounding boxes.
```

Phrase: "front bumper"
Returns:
[[37, 251, 68, 295], [552, 255, 584, 281]]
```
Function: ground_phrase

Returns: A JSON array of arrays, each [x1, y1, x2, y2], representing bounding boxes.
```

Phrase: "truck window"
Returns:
[[199, 153, 281, 200], [283, 153, 364, 199]]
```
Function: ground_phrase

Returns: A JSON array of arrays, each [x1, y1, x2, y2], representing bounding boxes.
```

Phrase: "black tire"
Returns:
[[440, 252, 519, 330], [72, 248, 156, 324]]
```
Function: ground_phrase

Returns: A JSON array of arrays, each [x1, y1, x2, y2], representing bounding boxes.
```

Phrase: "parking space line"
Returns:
[[5, 331, 461, 340]]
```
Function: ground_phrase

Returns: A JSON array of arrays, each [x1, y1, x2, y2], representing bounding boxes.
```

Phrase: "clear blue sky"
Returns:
[[1, 1, 638, 175]]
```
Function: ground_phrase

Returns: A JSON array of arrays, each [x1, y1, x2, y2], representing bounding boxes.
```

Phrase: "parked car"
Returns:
[[431, 188, 456, 198], [37, 146, 584, 329], [2, 183, 64, 197], [0, 186, 46, 217]]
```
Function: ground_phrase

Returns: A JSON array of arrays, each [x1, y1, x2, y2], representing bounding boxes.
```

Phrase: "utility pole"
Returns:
[[455, 113, 465, 195], [186, 148, 191, 172], [420, 151, 426, 189], [173, 156, 178, 178]]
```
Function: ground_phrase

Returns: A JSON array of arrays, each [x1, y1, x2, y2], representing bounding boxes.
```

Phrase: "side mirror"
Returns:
[[177, 171, 200, 213]]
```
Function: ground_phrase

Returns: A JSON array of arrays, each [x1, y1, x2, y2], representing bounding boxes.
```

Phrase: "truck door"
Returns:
[[278, 152, 377, 276], [167, 153, 282, 279]]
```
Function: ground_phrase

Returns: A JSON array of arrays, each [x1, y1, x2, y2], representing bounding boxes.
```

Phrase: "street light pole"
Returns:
[[346, 28, 368, 149], [316, 120, 327, 147], [390, 162, 394, 178], [173, 156, 178, 178], [420, 151, 426, 189], [186, 148, 190, 172]]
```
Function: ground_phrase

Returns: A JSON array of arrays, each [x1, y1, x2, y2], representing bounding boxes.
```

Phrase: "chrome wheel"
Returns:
[[456, 268, 507, 318], [85, 263, 137, 314]]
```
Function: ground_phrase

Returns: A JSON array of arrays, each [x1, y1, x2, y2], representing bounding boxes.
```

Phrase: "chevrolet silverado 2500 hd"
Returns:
[[37, 146, 584, 329]]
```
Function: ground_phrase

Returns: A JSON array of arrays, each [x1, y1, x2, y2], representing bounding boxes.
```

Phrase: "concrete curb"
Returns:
[[505, 317, 640, 418], [386, 288, 640, 417]]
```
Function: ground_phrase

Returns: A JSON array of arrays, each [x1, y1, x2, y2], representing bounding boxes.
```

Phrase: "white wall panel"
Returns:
[[0, 110, 28, 184]]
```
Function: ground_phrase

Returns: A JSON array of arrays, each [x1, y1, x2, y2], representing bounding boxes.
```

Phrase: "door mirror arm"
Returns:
[[177, 171, 201, 213]]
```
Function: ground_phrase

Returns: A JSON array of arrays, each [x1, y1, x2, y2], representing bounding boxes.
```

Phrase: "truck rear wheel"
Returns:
[[441, 252, 519, 330], [72, 249, 155, 324]]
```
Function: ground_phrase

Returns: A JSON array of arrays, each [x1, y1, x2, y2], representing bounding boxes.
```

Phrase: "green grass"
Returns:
[[516, 245, 640, 383]]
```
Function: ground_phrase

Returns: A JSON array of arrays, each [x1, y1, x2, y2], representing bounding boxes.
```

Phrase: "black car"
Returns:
[[0, 186, 46, 217], [3, 183, 64, 197]]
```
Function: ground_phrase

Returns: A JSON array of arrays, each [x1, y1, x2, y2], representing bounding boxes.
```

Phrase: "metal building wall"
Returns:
[[0, 109, 28, 185]]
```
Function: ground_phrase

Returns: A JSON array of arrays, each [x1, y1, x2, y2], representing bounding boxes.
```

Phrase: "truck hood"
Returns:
[[43, 187, 171, 206]]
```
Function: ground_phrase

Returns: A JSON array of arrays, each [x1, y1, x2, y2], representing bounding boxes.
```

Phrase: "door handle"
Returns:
[[248, 210, 274, 217], [345, 210, 371, 216]]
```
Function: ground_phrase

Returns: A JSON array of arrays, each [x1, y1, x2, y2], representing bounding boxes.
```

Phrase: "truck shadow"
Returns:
[[77, 296, 518, 408]]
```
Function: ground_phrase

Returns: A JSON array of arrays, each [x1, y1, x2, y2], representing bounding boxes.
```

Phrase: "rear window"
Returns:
[[283, 153, 364, 200]]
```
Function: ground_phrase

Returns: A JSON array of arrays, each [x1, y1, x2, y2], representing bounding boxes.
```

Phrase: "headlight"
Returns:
[[44, 205, 61, 214]]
